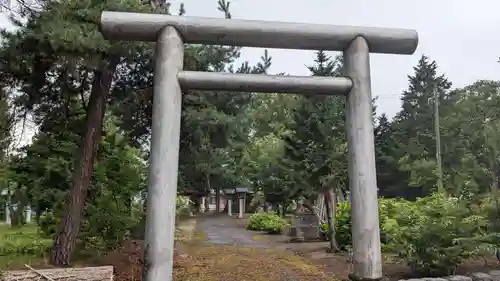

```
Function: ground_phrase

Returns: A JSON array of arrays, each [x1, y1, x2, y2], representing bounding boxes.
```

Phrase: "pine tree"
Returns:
[[375, 114, 401, 197], [282, 51, 347, 198], [389, 55, 452, 199], [0, 0, 245, 264]]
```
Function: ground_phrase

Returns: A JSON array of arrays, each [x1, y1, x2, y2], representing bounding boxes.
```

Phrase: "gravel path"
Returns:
[[197, 215, 266, 246]]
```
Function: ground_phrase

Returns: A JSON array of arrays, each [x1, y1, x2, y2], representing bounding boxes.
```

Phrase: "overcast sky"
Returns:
[[172, 0, 500, 118], [0, 0, 499, 143]]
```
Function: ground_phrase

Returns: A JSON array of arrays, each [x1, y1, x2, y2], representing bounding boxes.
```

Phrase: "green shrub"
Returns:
[[0, 239, 52, 256], [263, 216, 288, 234], [38, 211, 60, 237], [320, 222, 328, 234], [0, 225, 52, 257], [334, 201, 352, 248], [129, 212, 146, 239], [479, 195, 500, 232], [331, 198, 412, 251], [247, 212, 272, 231], [378, 198, 415, 250], [247, 212, 288, 234], [324, 195, 500, 276], [176, 195, 192, 217], [390, 194, 498, 276], [80, 194, 139, 253]]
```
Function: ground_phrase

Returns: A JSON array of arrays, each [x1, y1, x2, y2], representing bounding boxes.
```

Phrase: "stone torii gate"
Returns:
[[99, 11, 418, 281]]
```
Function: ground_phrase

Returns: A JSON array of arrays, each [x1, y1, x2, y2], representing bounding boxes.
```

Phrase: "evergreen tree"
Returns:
[[282, 51, 347, 199], [387, 55, 452, 199], [0, 0, 251, 264], [375, 114, 400, 197]]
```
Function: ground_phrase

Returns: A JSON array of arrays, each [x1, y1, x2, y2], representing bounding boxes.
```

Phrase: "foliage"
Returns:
[[332, 201, 351, 249], [38, 211, 60, 237], [247, 212, 288, 234], [322, 199, 407, 251], [282, 51, 348, 202], [378, 55, 452, 198], [320, 195, 499, 277], [176, 195, 193, 217], [387, 194, 498, 276], [0, 225, 51, 257]]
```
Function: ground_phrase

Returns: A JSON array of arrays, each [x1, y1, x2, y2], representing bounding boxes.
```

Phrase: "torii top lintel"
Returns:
[[100, 11, 418, 55]]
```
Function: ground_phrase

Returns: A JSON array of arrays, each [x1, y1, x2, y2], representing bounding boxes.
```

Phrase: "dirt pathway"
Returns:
[[197, 215, 267, 246], [176, 214, 337, 281]]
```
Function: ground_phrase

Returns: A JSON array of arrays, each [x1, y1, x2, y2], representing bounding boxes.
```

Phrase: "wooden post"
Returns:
[[215, 187, 220, 213], [5, 195, 10, 225], [25, 206, 32, 224], [238, 198, 244, 219], [200, 197, 205, 213], [243, 193, 246, 213]]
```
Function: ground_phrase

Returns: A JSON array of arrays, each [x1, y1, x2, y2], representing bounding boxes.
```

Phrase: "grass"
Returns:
[[0, 223, 51, 269], [0, 218, 199, 272]]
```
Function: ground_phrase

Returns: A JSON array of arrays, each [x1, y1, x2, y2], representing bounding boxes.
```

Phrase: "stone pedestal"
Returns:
[[289, 211, 320, 241]]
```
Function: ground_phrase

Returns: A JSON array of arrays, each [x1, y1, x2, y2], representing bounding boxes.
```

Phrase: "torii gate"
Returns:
[[99, 11, 418, 281]]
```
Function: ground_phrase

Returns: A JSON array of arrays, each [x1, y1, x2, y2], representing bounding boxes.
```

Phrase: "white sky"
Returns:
[[174, 0, 500, 118], [1, 0, 500, 144]]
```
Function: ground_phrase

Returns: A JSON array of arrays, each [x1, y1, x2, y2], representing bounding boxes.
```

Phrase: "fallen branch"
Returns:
[[24, 265, 55, 281]]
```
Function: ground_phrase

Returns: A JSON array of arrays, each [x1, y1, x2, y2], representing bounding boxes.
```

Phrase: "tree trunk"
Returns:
[[324, 188, 340, 252], [204, 196, 209, 212], [50, 58, 118, 266], [282, 203, 289, 216], [34, 202, 42, 223], [9, 188, 26, 227], [9, 205, 24, 226]]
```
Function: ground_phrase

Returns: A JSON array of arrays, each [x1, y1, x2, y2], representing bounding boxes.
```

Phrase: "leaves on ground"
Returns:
[[98, 240, 339, 281]]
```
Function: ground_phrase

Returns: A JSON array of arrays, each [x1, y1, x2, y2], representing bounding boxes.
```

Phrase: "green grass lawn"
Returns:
[[0, 223, 51, 269]]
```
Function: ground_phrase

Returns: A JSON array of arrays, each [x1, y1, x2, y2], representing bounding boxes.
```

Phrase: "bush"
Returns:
[[332, 199, 406, 250], [0, 225, 52, 257], [38, 211, 60, 237], [322, 195, 500, 276], [247, 212, 272, 231], [176, 195, 193, 217], [390, 194, 498, 276], [0, 238, 52, 256], [80, 193, 140, 253], [334, 201, 351, 248], [247, 212, 288, 234]]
